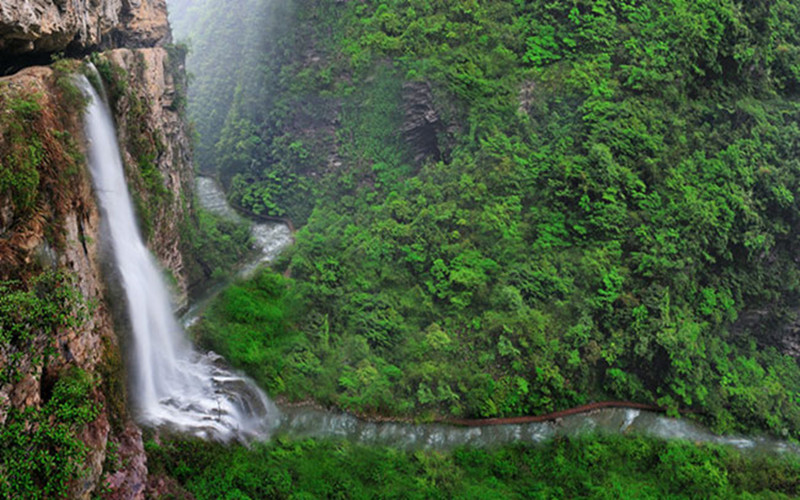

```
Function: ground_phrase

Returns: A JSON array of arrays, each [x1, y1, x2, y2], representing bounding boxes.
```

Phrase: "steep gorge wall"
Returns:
[[100, 45, 193, 302], [0, 65, 143, 499], [0, 1, 193, 498]]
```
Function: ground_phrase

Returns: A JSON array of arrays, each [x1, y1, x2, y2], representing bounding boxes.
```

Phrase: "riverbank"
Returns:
[[147, 427, 800, 499], [187, 177, 800, 457]]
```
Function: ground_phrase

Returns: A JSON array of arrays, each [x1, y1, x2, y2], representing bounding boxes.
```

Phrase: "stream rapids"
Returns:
[[192, 176, 800, 455]]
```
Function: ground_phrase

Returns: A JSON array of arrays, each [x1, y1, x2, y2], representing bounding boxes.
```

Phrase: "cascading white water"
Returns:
[[75, 70, 800, 456], [78, 73, 278, 441]]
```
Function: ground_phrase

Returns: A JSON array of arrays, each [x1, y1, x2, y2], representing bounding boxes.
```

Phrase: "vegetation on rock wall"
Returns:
[[0, 368, 100, 499], [0, 272, 97, 499], [0, 272, 90, 384], [0, 65, 112, 498], [177, 0, 800, 439], [0, 75, 86, 272]]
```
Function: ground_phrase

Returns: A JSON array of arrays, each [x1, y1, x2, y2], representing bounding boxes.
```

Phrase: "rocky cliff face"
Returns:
[[401, 81, 442, 165], [0, 0, 170, 57], [0, 1, 192, 498], [0, 65, 142, 498], [100, 46, 193, 303]]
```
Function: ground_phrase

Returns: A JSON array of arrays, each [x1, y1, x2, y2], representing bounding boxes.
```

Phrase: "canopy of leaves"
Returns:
[[147, 434, 800, 499], [176, 0, 800, 437]]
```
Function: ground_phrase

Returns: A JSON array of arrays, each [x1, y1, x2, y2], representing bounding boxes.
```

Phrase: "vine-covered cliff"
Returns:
[[0, 1, 193, 497]]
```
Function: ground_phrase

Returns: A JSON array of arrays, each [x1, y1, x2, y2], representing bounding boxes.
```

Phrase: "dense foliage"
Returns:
[[0, 368, 100, 499], [173, 0, 800, 438], [0, 75, 86, 271], [181, 207, 253, 285], [148, 434, 800, 499], [0, 272, 90, 384], [192, 269, 298, 392]]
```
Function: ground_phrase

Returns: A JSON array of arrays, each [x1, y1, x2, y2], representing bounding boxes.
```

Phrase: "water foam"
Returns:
[[79, 73, 278, 441]]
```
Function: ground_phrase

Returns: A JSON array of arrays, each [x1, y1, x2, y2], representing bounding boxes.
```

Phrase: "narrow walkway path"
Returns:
[[445, 401, 694, 427]]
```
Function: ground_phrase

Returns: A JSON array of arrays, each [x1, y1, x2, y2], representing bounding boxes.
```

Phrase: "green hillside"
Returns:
[[175, 0, 800, 438]]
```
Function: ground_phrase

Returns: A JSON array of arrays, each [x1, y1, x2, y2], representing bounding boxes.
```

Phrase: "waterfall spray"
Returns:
[[78, 71, 277, 441]]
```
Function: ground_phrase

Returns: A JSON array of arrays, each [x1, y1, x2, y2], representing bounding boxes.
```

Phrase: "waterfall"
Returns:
[[72, 71, 800, 458], [77, 73, 278, 441]]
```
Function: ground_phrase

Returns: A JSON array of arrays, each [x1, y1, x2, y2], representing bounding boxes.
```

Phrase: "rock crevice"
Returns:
[[401, 81, 442, 165]]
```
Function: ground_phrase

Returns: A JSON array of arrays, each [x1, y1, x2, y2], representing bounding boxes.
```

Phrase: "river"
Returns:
[[192, 176, 800, 455]]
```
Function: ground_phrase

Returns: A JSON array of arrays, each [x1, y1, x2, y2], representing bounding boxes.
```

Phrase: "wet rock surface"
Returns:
[[401, 81, 442, 164], [104, 47, 194, 303], [105, 423, 149, 500], [732, 307, 800, 358]]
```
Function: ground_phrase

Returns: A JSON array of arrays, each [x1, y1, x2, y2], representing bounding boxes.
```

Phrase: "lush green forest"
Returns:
[[145, 0, 800, 496], [148, 433, 800, 498], [175, 0, 800, 439]]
